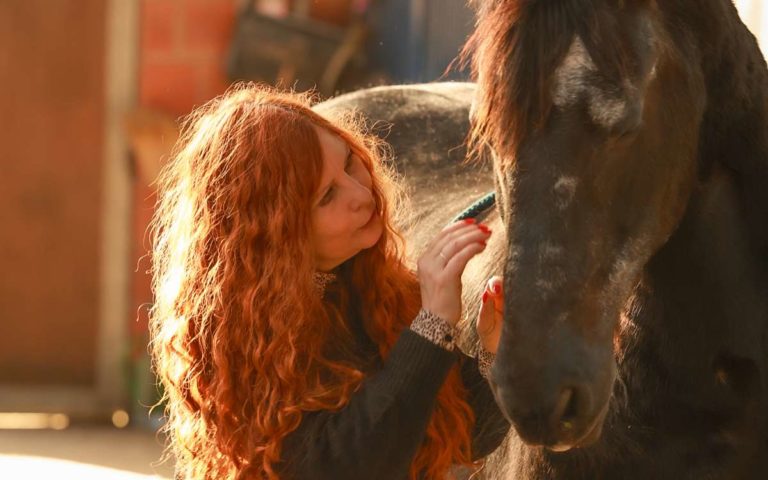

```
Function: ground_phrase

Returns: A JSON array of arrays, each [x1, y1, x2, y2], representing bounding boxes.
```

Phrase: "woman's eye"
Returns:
[[319, 187, 334, 206], [345, 152, 355, 171], [318, 151, 356, 207]]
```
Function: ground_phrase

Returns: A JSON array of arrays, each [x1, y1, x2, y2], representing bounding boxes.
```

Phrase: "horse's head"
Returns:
[[469, 1, 705, 451]]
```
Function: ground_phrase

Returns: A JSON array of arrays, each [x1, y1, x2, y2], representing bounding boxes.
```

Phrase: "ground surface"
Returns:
[[0, 426, 173, 479]]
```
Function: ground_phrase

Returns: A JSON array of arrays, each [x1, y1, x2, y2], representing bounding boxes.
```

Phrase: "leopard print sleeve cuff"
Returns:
[[477, 347, 496, 380], [410, 308, 457, 351]]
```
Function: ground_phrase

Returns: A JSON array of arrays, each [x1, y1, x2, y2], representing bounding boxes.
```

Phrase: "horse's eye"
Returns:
[[616, 128, 639, 141]]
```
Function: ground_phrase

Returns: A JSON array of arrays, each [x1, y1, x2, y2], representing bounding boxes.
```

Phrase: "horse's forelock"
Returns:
[[468, 0, 650, 171]]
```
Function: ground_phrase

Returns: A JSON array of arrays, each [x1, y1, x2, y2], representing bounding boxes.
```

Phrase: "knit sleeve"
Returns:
[[277, 329, 456, 480], [458, 352, 511, 460]]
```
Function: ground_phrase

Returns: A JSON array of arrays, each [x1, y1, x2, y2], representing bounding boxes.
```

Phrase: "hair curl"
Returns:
[[150, 83, 475, 479]]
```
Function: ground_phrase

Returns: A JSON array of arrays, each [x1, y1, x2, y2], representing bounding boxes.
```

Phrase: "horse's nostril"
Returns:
[[551, 388, 579, 432]]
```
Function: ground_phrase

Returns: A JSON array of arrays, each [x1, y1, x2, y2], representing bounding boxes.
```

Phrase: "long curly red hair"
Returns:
[[150, 84, 475, 479]]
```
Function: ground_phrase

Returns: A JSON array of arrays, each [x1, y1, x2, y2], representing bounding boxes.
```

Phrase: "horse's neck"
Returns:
[[620, 164, 768, 423], [622, 0, 768, 395], [639, 0, 768, 344], [693, 0, 768, 260], [644, 163, 767, 352]]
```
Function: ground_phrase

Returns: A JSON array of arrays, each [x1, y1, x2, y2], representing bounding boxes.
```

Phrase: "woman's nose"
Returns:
[[349, 186, 373, 211], [345, 176, 373, 210]]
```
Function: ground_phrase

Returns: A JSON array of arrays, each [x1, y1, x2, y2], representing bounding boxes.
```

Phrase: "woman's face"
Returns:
[[310, 126, 383, 271]]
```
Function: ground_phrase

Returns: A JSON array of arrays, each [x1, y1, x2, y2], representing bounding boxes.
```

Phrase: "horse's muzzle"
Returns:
[[489, 359, 616, 451]]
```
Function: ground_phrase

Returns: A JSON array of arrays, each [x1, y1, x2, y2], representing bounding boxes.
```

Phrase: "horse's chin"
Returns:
[[546, 397, 610, 453]]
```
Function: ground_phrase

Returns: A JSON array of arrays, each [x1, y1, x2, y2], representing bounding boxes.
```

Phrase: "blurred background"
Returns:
[[0, 0, 766, 478]]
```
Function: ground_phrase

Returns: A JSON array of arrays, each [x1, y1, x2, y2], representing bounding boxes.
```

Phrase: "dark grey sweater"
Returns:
[[277, 321, 510, 480]]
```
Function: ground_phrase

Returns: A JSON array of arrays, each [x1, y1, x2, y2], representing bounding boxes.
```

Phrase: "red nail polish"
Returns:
[[492, 283, 501, 294], [463, 218, 476, 224], [482, 292, 488, 303], [478, 224, 491, 234]]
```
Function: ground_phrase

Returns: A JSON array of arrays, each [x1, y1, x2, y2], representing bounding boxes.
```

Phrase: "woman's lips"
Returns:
[[361, 210, 376, 229]]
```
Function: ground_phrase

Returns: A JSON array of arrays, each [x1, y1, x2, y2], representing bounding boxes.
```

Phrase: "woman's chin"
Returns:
[[361, 212, 382, 234], [362, 223, 384, 252]]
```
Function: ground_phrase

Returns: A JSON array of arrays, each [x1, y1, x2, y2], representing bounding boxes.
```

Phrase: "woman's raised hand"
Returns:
[[417, 219, 492, 326], [477, 276, 504, 354]]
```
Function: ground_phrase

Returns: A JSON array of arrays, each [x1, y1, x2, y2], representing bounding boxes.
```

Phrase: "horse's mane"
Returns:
[[465, 0, 651, 169]]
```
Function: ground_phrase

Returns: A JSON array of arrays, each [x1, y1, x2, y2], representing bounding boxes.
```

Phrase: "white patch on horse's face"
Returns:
[[588, 90, 629, 129], [552, 37, 596, 107], [535, 242, 565, 295], [553, 176, 578, 210], [535, 278, 555, 293], [552, 36, 631, 130], [540, 241, 565, 261], [535, 261, 566, 296]]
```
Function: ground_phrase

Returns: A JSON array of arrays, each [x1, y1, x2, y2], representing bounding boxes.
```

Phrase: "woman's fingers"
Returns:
[[438, 231, 486, 263], [486, 276, 503, 300], [430, 219, 480, 255], [477, 297, 502, 354], [443, 239, 487, 278], [433, 222, 491, 263], [477, 275, 504, 354], [477, 295, 496, 336], [484, 276, 504, 317], [417, 219, 493, 326]]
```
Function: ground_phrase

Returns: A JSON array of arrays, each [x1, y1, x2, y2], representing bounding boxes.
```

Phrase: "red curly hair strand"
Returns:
[[150, 83, 475, 479]]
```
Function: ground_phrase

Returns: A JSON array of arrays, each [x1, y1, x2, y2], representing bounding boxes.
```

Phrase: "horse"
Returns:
[[465, 0, 768, 477], [315, 0, 768, 476]]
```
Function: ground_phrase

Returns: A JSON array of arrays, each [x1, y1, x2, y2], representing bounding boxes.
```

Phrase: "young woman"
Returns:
[[150, 84, 509, 480]]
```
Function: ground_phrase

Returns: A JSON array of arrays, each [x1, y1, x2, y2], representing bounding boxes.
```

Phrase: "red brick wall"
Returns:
[[131, 0, 238, 365], [139, 0, 237, 116]]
